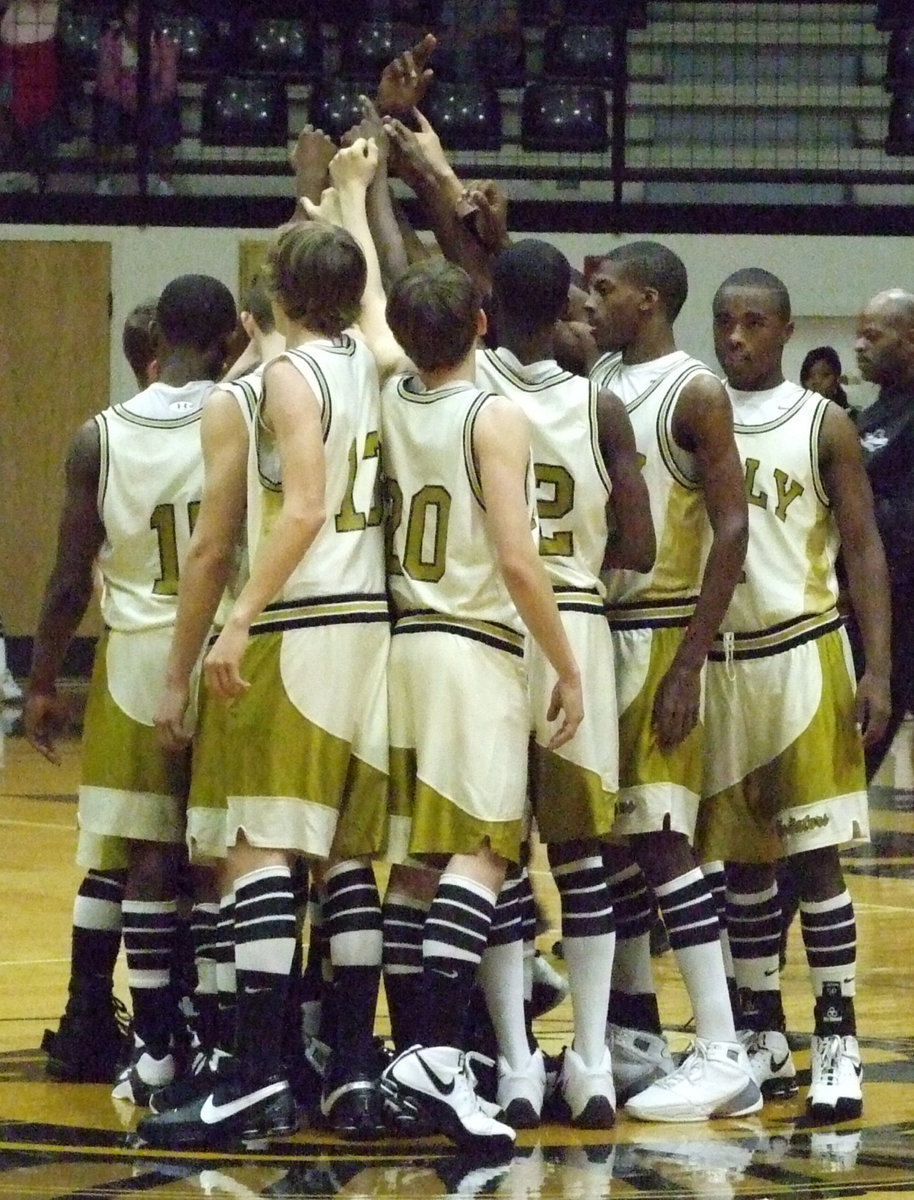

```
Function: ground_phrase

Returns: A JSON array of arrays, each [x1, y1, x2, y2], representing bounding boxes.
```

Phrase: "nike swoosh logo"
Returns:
[[770, 1053, 790, 1073], [199, 1081, 286, 1124], [764, 967, 779, 976], [415, 1054, 456, 1096]]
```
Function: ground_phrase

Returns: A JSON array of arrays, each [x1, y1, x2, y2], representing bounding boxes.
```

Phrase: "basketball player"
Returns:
[[586, 241, 760, 1122], [142, 275, 286, 1123], [377, 256, 583, 1154], [25, 275, 239, 1105], [473, 238, 655, 1128], [698, 268, 890, 1122], [38, 296, 162, 1085], [138, 213, 391, 1150]]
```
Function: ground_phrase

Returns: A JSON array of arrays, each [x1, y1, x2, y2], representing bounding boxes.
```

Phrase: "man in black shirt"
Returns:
[[853, 287, 914, 777]]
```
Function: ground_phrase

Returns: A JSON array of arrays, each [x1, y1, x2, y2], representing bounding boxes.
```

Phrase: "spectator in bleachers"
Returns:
[[93, 0, 179, 196], [0, 0, 61, 192]]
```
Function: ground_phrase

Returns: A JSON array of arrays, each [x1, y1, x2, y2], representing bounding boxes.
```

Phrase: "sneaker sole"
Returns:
[[321, 1082, 387, 1141], [760, 1074, 799, 1100], [570, 1094, 616, 1130], [501, 1097, 541, 1129], [807, 1095, 863, 1123]]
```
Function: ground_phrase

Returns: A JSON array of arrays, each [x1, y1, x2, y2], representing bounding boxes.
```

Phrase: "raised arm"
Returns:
[[155, 390, 248, 749], [326, 138, 411, 380], [596, 387, 656, 573], [656, 376, 749, 749], [385, 109, 494, 297], [474, 396, 583, 749], [203, 360, 326, 699], [25, 420, 105, 762], [819, 403, 892, 746], [346, 96, 410, 288]]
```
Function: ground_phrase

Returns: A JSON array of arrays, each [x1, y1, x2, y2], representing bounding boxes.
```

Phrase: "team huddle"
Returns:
[[24, 131, 900, 1156]]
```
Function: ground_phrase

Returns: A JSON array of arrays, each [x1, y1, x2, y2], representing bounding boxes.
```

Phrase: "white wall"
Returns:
[[3, 224, 913, 406]]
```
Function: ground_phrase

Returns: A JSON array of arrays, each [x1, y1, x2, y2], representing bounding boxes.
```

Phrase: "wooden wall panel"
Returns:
[[0, 242, 111, 637]]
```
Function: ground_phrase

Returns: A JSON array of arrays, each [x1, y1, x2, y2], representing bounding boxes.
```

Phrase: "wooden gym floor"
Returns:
[[2, 715, 914, 1200]]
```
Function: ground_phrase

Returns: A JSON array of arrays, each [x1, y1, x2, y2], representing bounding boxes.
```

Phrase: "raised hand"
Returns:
[[384, 107, 450, 186], [465, 179, 510, 253], [329, 137, 379, 192], [289, 124, 337, 206], [376, 32, 437, 115], [300, 183, 344, 227], [341, 96, 389, 171]]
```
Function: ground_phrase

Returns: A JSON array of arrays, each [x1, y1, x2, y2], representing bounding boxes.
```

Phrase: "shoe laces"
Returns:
[[814, 1035, 843, 1083], [657, 1039, 708, 1087]]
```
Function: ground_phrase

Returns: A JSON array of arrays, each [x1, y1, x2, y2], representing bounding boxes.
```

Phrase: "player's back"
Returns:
[[249, 334, 385, 603], [97, 380, 211, 633], [381, 371, 526, 637], [476, 347, 611, 594]]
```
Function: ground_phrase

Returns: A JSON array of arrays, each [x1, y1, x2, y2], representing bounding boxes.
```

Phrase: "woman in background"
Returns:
[[801, 345, 853, 415]]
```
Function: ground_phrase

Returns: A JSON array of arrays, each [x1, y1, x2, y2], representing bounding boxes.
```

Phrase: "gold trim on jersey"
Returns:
[[108, 405, 203, 430], [479, 347, 574, 393], [731, 388, 813, 436], [656, 377, 702, 490], [396, 376, 469, 406], [389, 746, 525, 862], [255, 343, 337, 493], [709, 607, 843, 661], [605, 595, 700, 628], [809, 393, 832, 508], [588, 380, 613, 497], [463, 392, 493, 510], [224, 374, 261, 426], [95, 411, 110, 514], [595, 353, 706, 490], [392, 610, 525, 657], [554, 585, 605, 615], [250, 592, 390, 634]]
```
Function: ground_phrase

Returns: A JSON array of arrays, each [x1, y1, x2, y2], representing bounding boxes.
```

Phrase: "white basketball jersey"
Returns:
[[247, 335, 386, 611], [381, 372, 531, 644], [96, 380, 210, 632], [721, 381, 839, 640], [476, 347, 611, 597], [591, 350, 715, 618]]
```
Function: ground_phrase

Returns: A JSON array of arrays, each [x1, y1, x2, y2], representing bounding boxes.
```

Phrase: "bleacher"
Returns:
[[3, 1, 914, 218]]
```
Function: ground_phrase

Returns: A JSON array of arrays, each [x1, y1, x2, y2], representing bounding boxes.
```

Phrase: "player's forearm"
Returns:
[[844, 534, 892, 681], [676, 520, 748, 672], [338, 182, 386, 319], [165, 542, 235, 687], [366, 171, 410, 287], [28, 572, 94, 693], [501, 555, 579, 683]]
